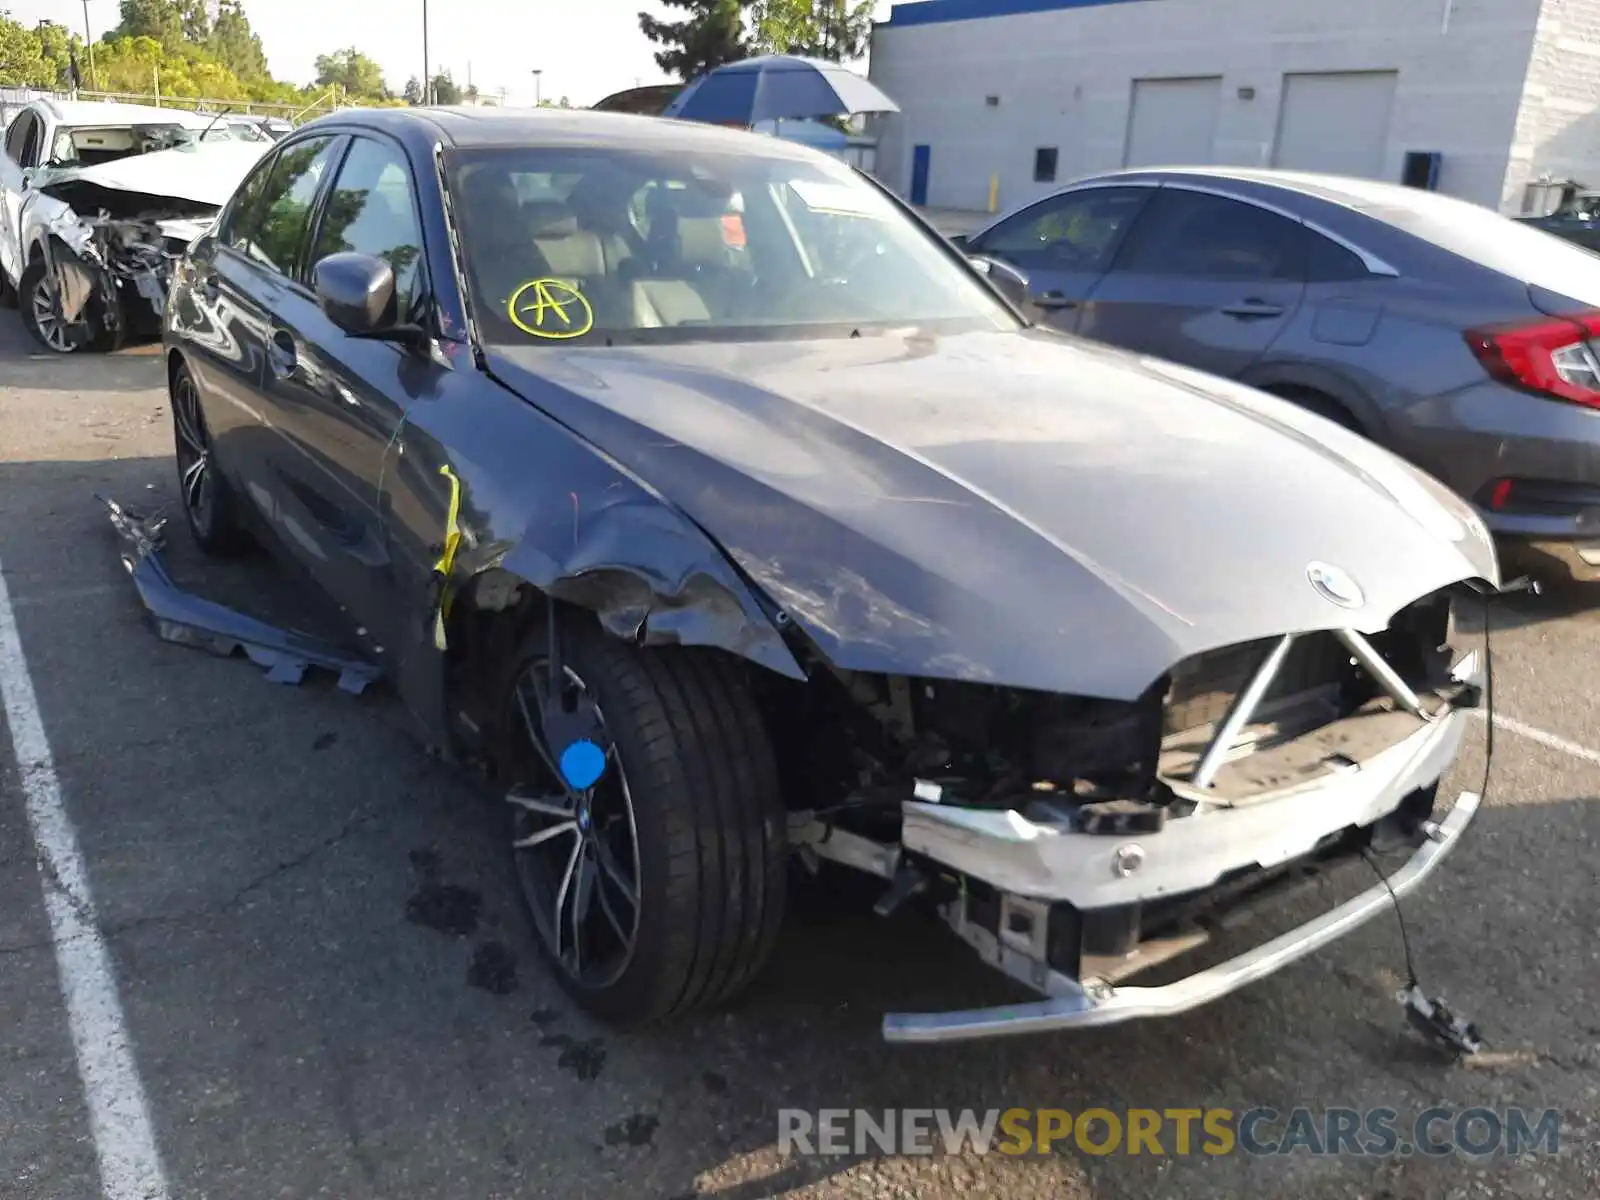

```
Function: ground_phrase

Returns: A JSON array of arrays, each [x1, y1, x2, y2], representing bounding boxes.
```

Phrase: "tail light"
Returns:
[[1465, 311, 1600, 408]]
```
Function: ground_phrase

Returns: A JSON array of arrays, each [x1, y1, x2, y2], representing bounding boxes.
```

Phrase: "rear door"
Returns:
[[0, 110, 42, 288], [256, 131, 439, 645], [1080, 186, 1308, 378], [965, 185, 1153, 331]]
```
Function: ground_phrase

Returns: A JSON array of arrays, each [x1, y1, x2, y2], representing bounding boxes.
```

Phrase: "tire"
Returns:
[[19, 257, 120, 354], [493, 618, 788, 1025], [171, 360, 252, 555]]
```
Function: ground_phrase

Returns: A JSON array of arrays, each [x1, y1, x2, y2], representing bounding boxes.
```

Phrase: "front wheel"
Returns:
[[19, 258, 119, 354], [493, 620, 788, 1025]]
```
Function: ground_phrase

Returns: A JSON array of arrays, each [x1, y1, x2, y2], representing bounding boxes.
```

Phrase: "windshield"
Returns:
[[447, 144, 1016, 345], [47, 121, 238, 168]]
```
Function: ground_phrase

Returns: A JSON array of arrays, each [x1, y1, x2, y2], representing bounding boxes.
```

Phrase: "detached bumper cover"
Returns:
[[883, 787, 1480, 1043]]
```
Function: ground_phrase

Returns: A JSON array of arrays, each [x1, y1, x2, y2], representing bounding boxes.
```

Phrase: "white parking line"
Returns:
[[0, 565, 170, 1200], [1478, 708, 1600, 768]]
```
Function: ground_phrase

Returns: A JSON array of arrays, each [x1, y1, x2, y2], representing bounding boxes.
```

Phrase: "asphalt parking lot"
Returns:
[[1, 317, 1597, 1200]]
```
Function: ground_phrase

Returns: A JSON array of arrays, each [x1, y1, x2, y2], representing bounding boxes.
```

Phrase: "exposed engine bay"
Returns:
[[760, 586, 1488, 1042]]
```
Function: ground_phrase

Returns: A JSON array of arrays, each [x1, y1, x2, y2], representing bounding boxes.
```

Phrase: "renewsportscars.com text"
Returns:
[[779, 1106, 1562, 1158]]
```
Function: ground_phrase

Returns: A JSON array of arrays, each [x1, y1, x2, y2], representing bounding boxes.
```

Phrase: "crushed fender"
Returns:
[[99, 496, 381, 694]]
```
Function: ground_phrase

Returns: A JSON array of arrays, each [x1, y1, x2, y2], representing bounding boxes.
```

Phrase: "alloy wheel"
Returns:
[[172, 372, 215, 531], [30, 274, 76, 353], [508, 662, 642, 989]]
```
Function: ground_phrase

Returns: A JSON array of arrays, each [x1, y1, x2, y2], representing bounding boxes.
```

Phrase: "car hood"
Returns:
[[486, 328, 1496, 700], [35, 140, 269, 209]]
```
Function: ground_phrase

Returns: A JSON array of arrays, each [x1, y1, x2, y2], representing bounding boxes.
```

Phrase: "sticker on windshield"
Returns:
[[508, 278, 594, 340]]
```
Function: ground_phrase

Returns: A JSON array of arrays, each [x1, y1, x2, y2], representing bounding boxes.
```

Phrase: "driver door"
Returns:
[[965, 184, 1153, 331], [0, 110, 42, 289]]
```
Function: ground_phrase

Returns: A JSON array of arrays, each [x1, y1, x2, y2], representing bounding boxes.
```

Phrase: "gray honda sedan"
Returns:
[[955, 168, 1600, 567]]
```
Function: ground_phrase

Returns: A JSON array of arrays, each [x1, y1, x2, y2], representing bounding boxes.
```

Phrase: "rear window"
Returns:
[[1349, 185, 1600, 305]]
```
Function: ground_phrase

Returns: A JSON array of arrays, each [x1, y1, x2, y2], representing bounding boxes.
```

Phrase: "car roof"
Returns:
[[32, 98, 218, 129], [296, 104, 823, 161], [1083, 164, 1482, 221]]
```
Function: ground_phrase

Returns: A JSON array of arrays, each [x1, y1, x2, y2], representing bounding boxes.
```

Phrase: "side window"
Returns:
[[1305, 231, 1370, 282], [5, 112, 40, 167], [1114, 190, 1307, 281], [977, 187, 1150, 272], [232, 136, 342, 276], [219, 153, 280, 251], [311, 136, 425, 316]]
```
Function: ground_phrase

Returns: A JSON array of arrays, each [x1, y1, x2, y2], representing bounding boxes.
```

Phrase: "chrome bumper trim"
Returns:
[[882, 789, 1480, 1044]]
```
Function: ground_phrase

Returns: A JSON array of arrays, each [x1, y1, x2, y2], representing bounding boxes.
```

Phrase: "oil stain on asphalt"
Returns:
[[603, 1113, 659, 1148], [403, 847, 484, 938], [467, 942, 519, 994], [540, 1033, 607, 1081]]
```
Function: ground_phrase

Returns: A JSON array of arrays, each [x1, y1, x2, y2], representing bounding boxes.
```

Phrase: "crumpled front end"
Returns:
[[44, 203, 213, 346], [25, 139, 265, 349], [782, 584, 1487, 1042]]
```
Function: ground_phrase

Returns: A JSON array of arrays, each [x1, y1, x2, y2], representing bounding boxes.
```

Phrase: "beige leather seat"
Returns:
[[525, 201, 608, 286]]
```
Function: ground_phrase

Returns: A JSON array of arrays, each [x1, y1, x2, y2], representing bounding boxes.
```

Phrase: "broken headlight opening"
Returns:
[[775, 583, 1498, 1046]]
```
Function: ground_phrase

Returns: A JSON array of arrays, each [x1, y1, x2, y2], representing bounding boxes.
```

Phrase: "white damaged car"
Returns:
[[0, 99, 269, 353]]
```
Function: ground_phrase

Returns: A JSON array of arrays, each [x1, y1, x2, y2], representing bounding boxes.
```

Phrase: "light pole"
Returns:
[[81, 0, 97, 92], [422, 0, 431, 105], [532, 69, 542, 107]]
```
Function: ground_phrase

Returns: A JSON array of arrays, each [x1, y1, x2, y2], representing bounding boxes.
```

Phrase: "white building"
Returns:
[[867, 0, 1600, 215]]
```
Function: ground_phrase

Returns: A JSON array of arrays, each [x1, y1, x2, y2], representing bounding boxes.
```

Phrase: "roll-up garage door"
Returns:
[[1123, 76, 1223, 168], [1272, 71, 1398, 180]]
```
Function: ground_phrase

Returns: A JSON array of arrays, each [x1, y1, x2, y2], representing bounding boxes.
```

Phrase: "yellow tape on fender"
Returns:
[[432, 463, 465, 651], [508, 278, 594, 340]]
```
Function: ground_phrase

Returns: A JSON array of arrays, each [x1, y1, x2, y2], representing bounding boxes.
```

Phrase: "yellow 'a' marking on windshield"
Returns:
[[508, 278, 594, 340]]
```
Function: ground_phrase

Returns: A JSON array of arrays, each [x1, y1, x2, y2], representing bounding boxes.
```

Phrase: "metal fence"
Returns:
[[1, 85, 340, 133]]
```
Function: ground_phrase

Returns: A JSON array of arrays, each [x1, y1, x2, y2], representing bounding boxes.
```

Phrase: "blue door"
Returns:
[[910, 144, 931, 206]]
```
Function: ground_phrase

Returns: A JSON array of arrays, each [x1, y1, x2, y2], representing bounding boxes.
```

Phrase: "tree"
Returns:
[[430, 70, 461, 105], [750, 0, 874, 60], [0, 14, 57, 88], [207, 0, 269, 82], [639, 0, 749, 81], [113, 0, 187, 52], [314, 46, 390, 101]]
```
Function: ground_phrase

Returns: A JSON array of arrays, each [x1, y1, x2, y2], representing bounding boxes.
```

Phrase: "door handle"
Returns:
[[1221, 298, 1285, 319], [267, 329, 298, 379], [1030, 290, 1078, 310]]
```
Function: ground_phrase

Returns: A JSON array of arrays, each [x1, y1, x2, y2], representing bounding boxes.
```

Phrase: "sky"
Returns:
[[7, 0, 898, 107]]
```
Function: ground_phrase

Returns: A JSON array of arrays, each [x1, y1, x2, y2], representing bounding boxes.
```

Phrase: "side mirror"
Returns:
[[969, 253, 1030, 308], [314, 252, 398, 337]]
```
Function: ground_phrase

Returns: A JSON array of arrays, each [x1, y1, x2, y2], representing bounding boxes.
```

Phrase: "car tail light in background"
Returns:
[[1465, 312, 1600, 408]]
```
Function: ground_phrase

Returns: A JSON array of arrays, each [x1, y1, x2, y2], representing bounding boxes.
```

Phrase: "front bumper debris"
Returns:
[[883, 788, 1480, 1043], [100, 496, 381, 694], [899, 695, 1470, 909]]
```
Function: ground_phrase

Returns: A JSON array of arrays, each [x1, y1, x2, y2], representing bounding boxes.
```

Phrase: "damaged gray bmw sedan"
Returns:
[[160, 107, 1500, 1043]]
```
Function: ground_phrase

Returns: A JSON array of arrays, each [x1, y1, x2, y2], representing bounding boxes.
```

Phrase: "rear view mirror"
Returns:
[[314, 252, 397, 336]]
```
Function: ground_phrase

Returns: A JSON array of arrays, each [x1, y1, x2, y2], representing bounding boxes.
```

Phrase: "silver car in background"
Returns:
[[955, 168, 1600, 571]]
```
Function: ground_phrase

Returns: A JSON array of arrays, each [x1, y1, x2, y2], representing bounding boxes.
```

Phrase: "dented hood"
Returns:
[[36, 140, 270, 209], [487, 329, 1497, 700]]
